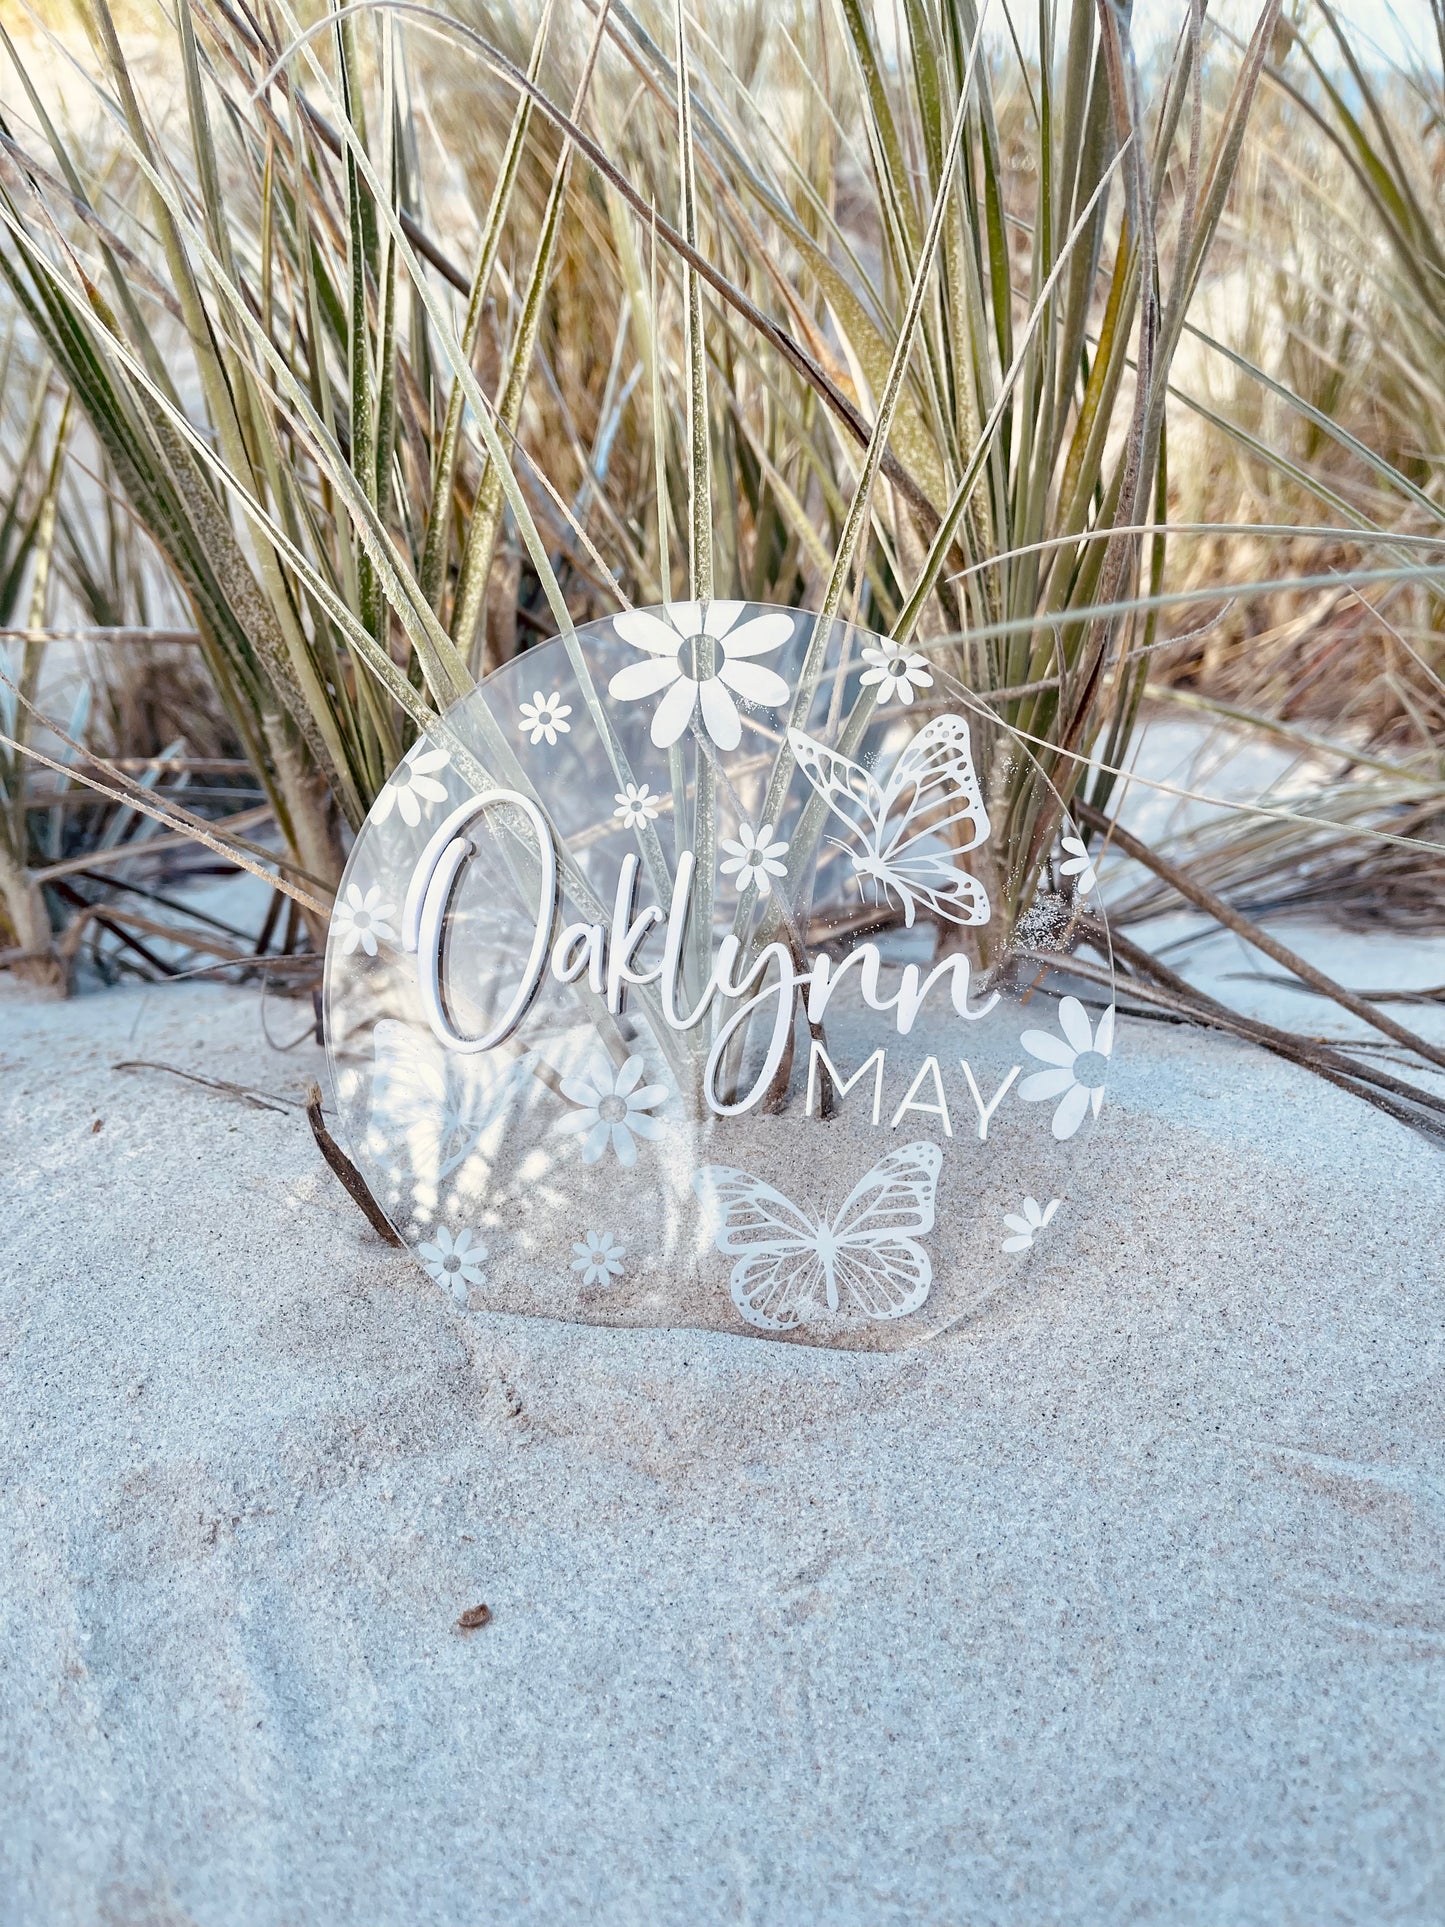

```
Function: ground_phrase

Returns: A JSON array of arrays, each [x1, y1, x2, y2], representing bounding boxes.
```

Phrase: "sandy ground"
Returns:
[[2, 970, 1444, 1926]]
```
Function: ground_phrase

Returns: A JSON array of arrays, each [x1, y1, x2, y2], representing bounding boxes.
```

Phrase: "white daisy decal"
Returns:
[[613, 782, 661, 830], [1001, 1196, 1061, 1253], [719, 820, 789, 898], [372, 743, 450, 828], [1018, 997, 1114, 1140], [571, 1229, 626, 1287], [859, 639, 933, 705], [608, 601, 792, 751], [417, 1225, 488, 1304], [332, 882, 397, 957], [554, 1054, 669, 1167], [518, 690, 572, 746], [1059, 832, 1098, 895]]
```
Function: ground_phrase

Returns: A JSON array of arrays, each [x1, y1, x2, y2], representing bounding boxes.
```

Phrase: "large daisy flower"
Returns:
[[554, 1055, 669, 1167], [1018, 997, 1115, 1140], [607, 602, 793, 751]]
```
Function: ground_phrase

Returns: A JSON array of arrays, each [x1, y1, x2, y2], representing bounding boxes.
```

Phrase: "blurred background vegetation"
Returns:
[[2, 0, 1443, 1132]]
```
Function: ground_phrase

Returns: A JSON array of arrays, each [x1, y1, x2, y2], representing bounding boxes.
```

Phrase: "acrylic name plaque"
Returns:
[[323, 602, 1116, 1349]]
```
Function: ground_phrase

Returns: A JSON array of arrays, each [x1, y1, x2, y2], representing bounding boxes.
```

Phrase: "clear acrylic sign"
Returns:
[[324, 604, 1115, 1348]]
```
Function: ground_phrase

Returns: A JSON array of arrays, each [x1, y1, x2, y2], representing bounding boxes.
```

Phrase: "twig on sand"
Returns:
[[113, 1058, 299, 1113], [305, 1082, 405, 1246]]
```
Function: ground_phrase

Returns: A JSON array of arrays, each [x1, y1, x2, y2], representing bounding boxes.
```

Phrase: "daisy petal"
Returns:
[[627, 1111, 666, 1142], [651, 676, 699, 747], [614, 610, 684, 656], [628, 1082, 670, 1111], [582, 1119, 612, 1162], [1019, 1029, 1075, 1067], [1058, 996, 1094, 1055], [560, 1075, 603, 1107], [1094, 1005, 1116, 1057], [610, 657, 682, 701], [1052, 1082, 1092, 1140], [555, 1109, 600, 1137], [698, 678, 742, 749], [615, 1056, 645, 1095], [1018, 1066, 1075, 1101], [611, 1123, 638, 1167], [718, 660, 791, 707], [719, 612, 794, 657], [1001, 1234, 1032, 1253], [703, 599, 746, 637]]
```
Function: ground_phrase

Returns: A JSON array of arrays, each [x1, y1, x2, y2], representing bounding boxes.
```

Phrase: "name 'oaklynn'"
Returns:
[[399, 791, 1000, 1119]]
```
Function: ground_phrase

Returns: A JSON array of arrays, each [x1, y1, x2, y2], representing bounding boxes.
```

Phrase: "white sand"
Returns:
[[3, 970, 1444, 1923]]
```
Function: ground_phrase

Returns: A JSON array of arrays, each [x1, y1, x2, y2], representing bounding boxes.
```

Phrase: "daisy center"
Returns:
[[678, 632, 720, 682], [1072, 1049, 1108, 1088], [443, 1254, 461, 1273], [598, 1094, 628, 1123]]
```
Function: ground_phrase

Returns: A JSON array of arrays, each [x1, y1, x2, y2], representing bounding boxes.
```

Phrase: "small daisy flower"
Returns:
[[332, 882, 397, 957], [416, 1225, 488, 1305], [608, 602, 793, 751], [1059, 833, 1098, 896], [555, 1054, 669, 1167], [719, 820, 790, 898], [614, 783, 661, 830], [1018, 997, 1115, 1140], [1001, 1197, 1061, 1253], [859, 639, 933, 706], [518, 690, 572, 746], [571, 1230, 626, 1287], [372, 743, 450, 828]]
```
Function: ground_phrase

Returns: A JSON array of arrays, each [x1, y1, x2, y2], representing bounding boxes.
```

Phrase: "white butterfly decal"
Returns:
[[788, 713, 991, 927], [694, 1141, 942, 1331], [368, 1019, 536, 1182]]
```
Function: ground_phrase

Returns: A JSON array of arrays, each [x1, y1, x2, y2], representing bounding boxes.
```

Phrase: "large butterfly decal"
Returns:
[[788, 713, 991, 927], [694, 1141, 942, 1331], [368, 1018, 536, 1182]]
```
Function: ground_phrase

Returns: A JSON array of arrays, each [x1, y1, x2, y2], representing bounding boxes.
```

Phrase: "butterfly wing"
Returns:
[[788, 726, 889, 860], [872, 715, 991, 927], [370, 1019, 533, 1180], [828, 1140, 942, 1320], [694, 1165, 831, 1331]]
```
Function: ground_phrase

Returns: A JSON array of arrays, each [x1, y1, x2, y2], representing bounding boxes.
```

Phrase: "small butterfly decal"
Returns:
[[694, 1141, 942, 1331], [788, 714, 991, 928]]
